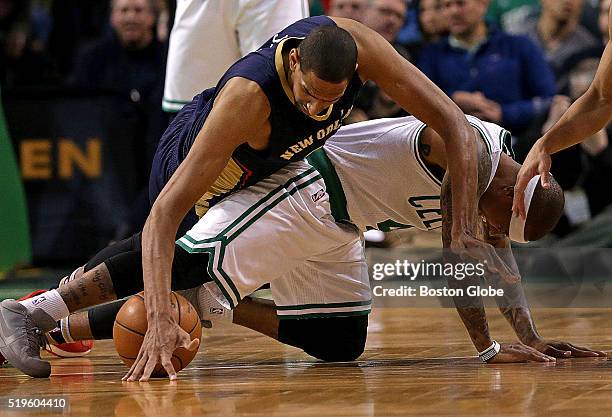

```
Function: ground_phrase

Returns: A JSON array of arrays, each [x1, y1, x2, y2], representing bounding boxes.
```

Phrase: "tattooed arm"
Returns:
[[483, 230, 606, 358], [440, 138, 554, 362]]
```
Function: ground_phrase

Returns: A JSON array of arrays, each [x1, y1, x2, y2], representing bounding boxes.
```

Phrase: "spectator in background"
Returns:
[[417, 0, 556, 137], [328, 0, 367, 22], [69, 0, 168, 240], [418, 0, 448, 42], [69, 0, 166, 97], [515, 0, 602, 92], [363, 0, 409, 43]]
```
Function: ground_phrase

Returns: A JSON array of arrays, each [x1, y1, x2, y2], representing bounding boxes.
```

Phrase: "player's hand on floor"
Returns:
[[486, 342, 556, 363], [122, 316, 199, 382], [526, 338, 607, 358]]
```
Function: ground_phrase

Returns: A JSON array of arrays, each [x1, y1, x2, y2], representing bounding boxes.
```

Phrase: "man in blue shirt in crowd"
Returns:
[[417, 0, 556, 136]]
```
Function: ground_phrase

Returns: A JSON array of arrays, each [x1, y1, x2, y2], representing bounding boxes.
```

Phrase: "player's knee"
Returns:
[[279, 315, 368, 362], [305, 335, 366, 362]]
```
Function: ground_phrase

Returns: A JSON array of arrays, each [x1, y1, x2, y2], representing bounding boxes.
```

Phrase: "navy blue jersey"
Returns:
[[152, 16, 363, 217]]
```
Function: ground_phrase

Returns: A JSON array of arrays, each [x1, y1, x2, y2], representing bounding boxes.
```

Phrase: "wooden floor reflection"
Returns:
[[1, 308, 611, 416]]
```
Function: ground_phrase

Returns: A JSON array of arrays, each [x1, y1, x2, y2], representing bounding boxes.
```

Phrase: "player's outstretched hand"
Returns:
[[526, 338, 607, 359], [487, 342, 556, 363], [512, 140, 552, 219], [122, 316, 199, 382]]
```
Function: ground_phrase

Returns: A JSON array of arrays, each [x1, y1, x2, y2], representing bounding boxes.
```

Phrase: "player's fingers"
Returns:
[[512, 176, 529, 218], [543, 346, 571, 358], [139, 355, 159, 382], [183, 337, 200, 352], [539, 168, 551, 188], [565, 343, 607, 357], [127, 353, 148, 382], [160, 356, 177, 381], [123, 349, 145, 381]]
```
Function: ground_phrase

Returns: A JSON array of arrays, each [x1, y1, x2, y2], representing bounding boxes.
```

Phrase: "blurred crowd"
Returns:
[[2, 0, 611, 240]]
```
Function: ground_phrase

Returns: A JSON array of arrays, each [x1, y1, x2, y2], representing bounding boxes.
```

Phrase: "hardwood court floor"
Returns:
[[1, 308, 612, 416]]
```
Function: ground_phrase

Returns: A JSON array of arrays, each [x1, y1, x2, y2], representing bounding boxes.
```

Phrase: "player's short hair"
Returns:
[[299, 25, 358, 83], [524, 176, 565, 241]]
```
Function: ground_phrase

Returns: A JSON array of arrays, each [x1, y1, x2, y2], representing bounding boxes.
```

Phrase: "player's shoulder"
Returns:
[[219, 77, 267, 102], [335, 117, 421, 142]]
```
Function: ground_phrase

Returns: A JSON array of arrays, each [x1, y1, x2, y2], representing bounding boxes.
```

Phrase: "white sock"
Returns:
[[200, 282, 233, 323], [19, 289, 70, 322], [60, 317, 74, 342], [179, 283, 233, 323]]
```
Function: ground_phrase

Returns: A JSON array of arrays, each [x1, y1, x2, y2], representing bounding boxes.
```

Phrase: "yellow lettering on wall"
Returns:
[[21, 140, 52, 179], [58, 138, 101, 179]]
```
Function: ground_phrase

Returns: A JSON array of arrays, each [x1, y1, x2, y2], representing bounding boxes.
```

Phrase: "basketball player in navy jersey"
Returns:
[[4, 115, 604, 377], [1, 16, 502, 380]]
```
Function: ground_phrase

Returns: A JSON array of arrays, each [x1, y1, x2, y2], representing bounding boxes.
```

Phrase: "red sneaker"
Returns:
[[45, 338, 94, 358]]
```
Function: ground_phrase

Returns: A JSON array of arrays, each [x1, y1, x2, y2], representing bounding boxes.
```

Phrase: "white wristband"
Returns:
[[478, 340, 501, 362]]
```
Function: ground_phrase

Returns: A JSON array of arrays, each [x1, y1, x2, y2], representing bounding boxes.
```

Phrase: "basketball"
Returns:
[[113, 291, 202, 377]]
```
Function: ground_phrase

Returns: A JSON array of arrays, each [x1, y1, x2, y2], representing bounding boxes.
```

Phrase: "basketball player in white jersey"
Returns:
[[6, 115, 603, 380], [162, 0, 310, 112]]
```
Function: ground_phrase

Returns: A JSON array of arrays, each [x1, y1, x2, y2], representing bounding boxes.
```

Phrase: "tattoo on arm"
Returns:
[[442, 175, 492, 351], [440, 136, 496, 351], [484, 233, 540, 344]]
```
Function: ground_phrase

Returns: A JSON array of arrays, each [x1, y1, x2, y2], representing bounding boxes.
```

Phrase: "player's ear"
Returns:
[[289, 48, 300, 71]]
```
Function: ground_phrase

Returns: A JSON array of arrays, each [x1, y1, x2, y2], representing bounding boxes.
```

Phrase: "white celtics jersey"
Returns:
[[323, 116, 509, 233]]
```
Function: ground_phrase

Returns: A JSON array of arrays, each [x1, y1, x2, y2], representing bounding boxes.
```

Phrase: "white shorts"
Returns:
[[177, 162, 372, 319], [163, 0, 310, 112]]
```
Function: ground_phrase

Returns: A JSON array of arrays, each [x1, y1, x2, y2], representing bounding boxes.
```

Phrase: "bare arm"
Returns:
[[482, 232, 540, 345], [440, 144, 553, 362], [334, 17, 479, 244], [485, 232, 606, 358], [441, 175, 493, 352], [538, 38, 612, 155], [514, 6, 612, 216], [142, 78, 269, 324], [125, 78, 270, 381]]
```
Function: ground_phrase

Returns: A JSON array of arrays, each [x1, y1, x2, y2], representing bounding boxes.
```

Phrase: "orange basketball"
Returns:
[[113, 291, 202, 377]]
